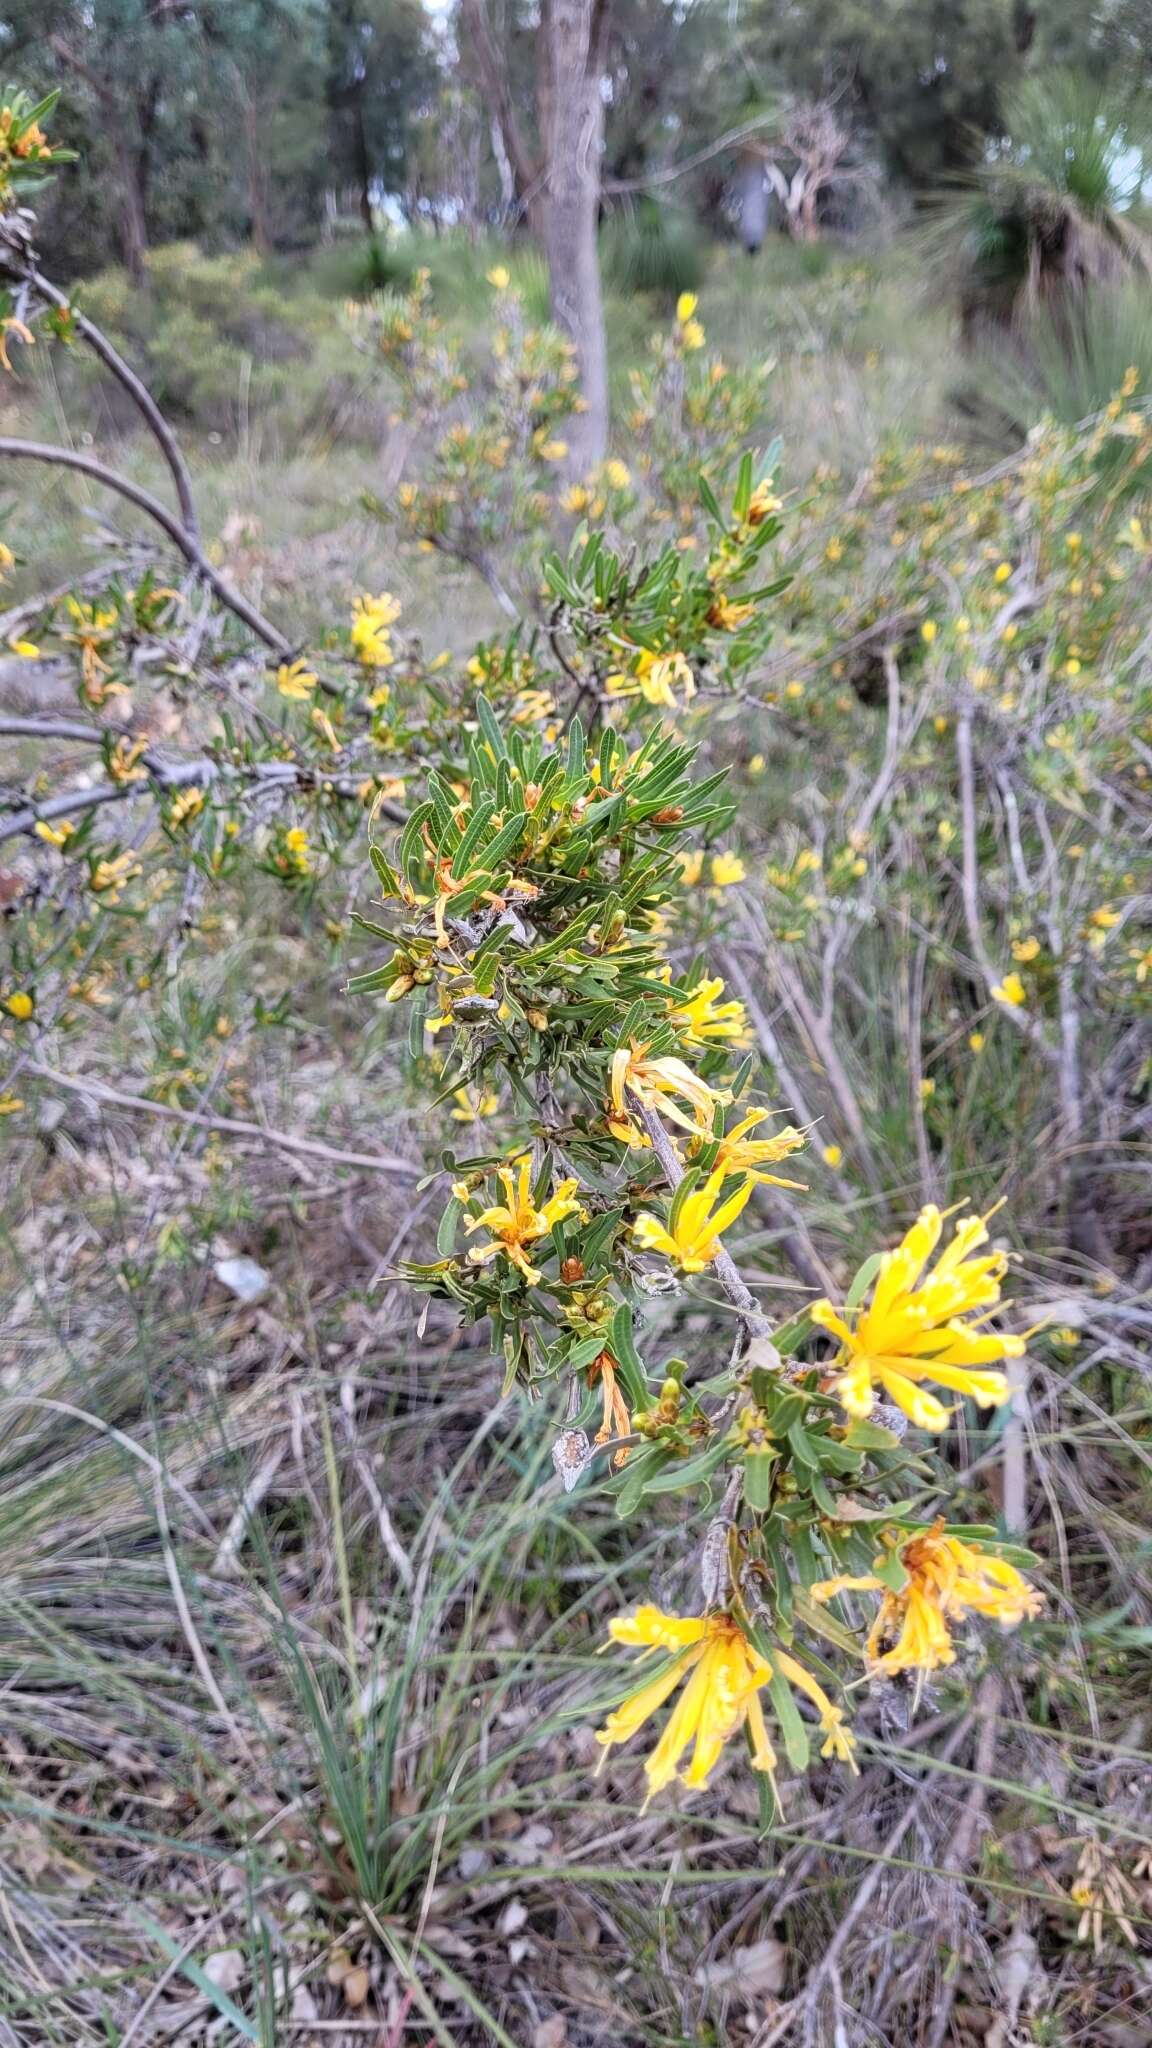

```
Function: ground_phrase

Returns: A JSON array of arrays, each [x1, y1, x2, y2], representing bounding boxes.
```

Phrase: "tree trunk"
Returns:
[[352, 96, 374, 233], [539, 0, 610, 468], [113, 132, 149, 284]]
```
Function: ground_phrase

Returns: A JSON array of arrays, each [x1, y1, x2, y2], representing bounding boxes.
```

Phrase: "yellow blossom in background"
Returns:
[[993, 561, 1012, 583], [680, 319, 705, 350], [276, 658, 318, 701], [486, 265, 510, 290], [4, 990, 33, 1020], [812, 1522, 1042, 1675], [10, 638, 39, 658], [595, 1605, 855, 1800], [677, 849, 704, 886], [666, 975, 748, 1047], [461, 1156, 580, 1285], [920, 620, 937, 644], [109, 737, 148, 786], [710, 851, 745, 887], [1012, 936, 1040, 962], [450, 1086, 499, 1121], [0, 313, 33, 373], [991, 971, 1027, 1008], [538, 438, 568, 462], [706, 1108, 807, 1189], [633, 1165, 754, 1273], [707, 592, 755, 630], [969, 1031, 985, 1052], [1090, 904, 1120, 929], [0, 1092, 23, 1115], [168, 786, 204, 827], [822, 1143, 843, 1168], [748, 753, 765, 775], [34, 818, 74, 846], [675, 292, 698, 323], [1054, 1326, 1081, 1347], [89, 850, 142, 902], [919, 1077, 936, 1102], [603, 458, 631, 489], [1130, 945, 1152, 983], [351, 592, 401, 668], [811, 1205, 1021, 1432], [562, 484, 590, 514]]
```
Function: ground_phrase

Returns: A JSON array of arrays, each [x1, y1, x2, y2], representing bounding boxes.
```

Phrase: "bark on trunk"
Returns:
[[539, 0, 609, 468]]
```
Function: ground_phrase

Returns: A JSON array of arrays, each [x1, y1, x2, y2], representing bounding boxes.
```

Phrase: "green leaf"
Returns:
[[845, 1252, 883, 1312], [767, 1663, 810, 1772], [743, 1448, 776, 1514], [436, 1198, 461, 1256]]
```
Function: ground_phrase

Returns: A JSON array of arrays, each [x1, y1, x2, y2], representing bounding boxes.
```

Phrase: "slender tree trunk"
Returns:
[[352, 96, 374, 232], [113, 132, 149, 284], [539, 0, 610, 467]]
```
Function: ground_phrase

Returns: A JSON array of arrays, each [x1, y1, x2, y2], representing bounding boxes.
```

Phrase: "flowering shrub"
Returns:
[[0, 95, 1059, 1813]]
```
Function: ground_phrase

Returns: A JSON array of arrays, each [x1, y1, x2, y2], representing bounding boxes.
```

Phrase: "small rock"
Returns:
[[342, 1965, 370, 2007], [202, 1948, 245, 1993], [213, 1255, 270, 1305]]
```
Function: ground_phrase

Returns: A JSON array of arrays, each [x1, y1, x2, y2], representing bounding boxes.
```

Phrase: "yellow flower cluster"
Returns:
[[813, 1522, 1043, 1675], [351, 592, 401, 669], [811, 1205, 1022, 1432]]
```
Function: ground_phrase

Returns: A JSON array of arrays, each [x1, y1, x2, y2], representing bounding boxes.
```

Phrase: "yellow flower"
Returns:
[[920, 620, 937, 644], [450, 1086, 498, 1120], [0, 1091, 23, 1115], [89, 850, 142, 902], [351, 593, 401, 669], [677, 849, 704, 887], [705, 1108, 807, 1189], [822, 1142, 843, 1168], [991, 971, 1027, 1008], [462, 1156, 581, 1285], [744, 482, 781, 527], [168, 786, 204, 827], [710, 851, 745, 888], [595, 1605, 855, 1801], [609, 1042, 727, 1142], [276, 658, 318, 701], [812, 1522, 1042, 1675], [608, 646, 696, 711], [706, 591, 755, 631], [1065, 532, 1082, 552], [1012, 936, 1040, 963], [666, 975, 748, 1047], [34, 818, 74, 846], [968, 1031, 985, 1053], [632, 1165, 754, 1274], [10, 637, 39, 659], [0, 542, 12, 575], [538, 438, 568, 462], [1054, 1325, 1080, 1347], [562, 484, 590, 514], [919, 1077, 936, 1102], [0, 313, 33, 373], [487, 265, 511, 290], [4, 990, 33, 1020], [811, 1204, 1016, 1433], [1130, 944, 1152, 983], [603, 458, 631, 490], [810, 1205, 1022, 1432], [1090, 904, 1120, 930], [993, 561, 1012, 584], [748, 753, 765, 775], [680, 318, 705, 351], [675, 292, 698, 323]]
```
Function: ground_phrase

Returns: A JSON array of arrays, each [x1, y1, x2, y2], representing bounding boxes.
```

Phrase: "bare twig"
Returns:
[[0, 437, 292, 656], [26, 1061, 420, 1177]]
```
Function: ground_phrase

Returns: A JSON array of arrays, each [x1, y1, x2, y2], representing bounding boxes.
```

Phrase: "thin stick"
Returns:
[[22, 260, 200, 541], [27, 1061, 420, 1177], [0, 437, 292, 656]]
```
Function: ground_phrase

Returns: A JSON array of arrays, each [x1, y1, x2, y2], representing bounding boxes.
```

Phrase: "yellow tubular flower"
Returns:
[[633, 1166, 754, 1273], [666, 975, 749, 1047], [595, 1608, 776, 1800], [276, 658, 318, 700], [812, 1521, 1043, 1675], [609, 1042, 728, 1144], [706, 1108, 807, 1189], [810, 1206, 1022, 1432], [463, 1156, 581, 1284], [595, 1606, 857, 1801]]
